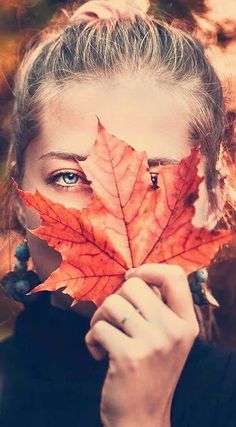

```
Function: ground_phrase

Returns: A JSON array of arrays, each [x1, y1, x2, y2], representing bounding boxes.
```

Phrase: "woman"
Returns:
[[0, 1, 236, 426]]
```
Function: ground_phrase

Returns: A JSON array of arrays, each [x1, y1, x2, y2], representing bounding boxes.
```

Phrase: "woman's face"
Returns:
[[21, 76, 216, 314]]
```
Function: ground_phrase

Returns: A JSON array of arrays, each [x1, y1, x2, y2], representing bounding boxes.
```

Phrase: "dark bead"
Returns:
[[1, 271, 27, 302], [1, 272, 18, 290], [15, 242, 30, 262], [25, 270, 41, 287], [15, 279, 31, 295], [192, 291, 207, 306], [1, 270, 41, 303], [189, 280, 202, 293], [1, 265, 50, 306], [188, 269, 208, 306], [150, 173, 159, 189], [14, 260, 27, 273]]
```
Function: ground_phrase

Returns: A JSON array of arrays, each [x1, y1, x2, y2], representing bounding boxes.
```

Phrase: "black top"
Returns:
[[0, 296, 236, 427]]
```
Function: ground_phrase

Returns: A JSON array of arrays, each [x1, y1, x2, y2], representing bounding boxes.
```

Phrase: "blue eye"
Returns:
[[46, 171, 90, 189], [61, 172, 79, 185]]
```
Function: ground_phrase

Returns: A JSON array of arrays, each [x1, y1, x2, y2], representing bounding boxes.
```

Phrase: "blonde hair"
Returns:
[[1, 0, 233, 230]]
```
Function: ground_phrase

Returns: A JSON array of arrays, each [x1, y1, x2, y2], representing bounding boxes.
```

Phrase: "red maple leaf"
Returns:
[[18, 121, 233, 307]]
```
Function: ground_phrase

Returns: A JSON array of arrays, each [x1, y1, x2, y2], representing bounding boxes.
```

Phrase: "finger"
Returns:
[[125, 264, 195, 321], [85, 340, 107, 361], [116, 277, 180, 326], [85, 320, 132, 360], [149, 285, 162, 300], [90, 293, 150, 338]]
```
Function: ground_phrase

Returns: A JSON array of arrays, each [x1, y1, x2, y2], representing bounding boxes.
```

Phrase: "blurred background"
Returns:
[[0, 0, 235, 348]]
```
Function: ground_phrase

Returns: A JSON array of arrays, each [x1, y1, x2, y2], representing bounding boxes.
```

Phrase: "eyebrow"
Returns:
[[39, 152, 88, 162], [147, 157, 179, 167], [39, 151, 180, 166]]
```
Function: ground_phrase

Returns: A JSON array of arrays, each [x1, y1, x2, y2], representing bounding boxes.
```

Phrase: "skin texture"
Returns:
[[19, 76, 220, 426]]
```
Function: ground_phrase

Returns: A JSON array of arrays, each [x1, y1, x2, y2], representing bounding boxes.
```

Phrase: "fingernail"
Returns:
[[125, 268, 137, 280]]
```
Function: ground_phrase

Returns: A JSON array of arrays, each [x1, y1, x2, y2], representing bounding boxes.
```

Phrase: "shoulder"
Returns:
[[172, 338, 236, 426]]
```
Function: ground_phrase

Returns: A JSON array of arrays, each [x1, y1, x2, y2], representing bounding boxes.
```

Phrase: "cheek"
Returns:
[[26, 232, 62, 282], [47, 188, 93, 210], [22, 172, 93, 282], [24, 206, 41, 229], [192, 179, 209, 228], [192, 159, 209, 228], [23, 206, 61, 282]]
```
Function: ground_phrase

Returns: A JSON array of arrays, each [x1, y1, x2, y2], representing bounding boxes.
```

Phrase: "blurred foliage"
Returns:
[[0, 0, 236, 348], [0, 0, 62, 160], [148, 0, 209, 29]]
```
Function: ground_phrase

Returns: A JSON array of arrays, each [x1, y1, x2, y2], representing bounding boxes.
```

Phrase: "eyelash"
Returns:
[[46, 170, 91, 190]]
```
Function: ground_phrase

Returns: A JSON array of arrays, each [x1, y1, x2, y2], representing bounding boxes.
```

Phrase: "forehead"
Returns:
[[38, 76, 191, 160]]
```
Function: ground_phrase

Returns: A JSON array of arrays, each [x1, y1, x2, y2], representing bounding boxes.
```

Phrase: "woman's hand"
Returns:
[[85, 264, 200, 427]]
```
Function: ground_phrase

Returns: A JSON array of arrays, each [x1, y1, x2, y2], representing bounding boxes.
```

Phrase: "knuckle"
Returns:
[[84, 334, 90, 346], [122, 277, 145, 293], [146, 326, 183, 354], [92, 320, 107, 335], [123, 354, 140, 370], [103, 294, 117, 309], [124, 342, 149, 367], [149, 337, 177, 356], [151, 337, 177, 356], [190, 320, 200, 338], [145, 330, 169, 354], [102, 294, 121, 314], [182, 320, 200, 342], [124, 358, 140, 372], [172, 265, 187, 281], [166, 321, 192, 347], [169, 327, 185, 345], [151, 341, 165, 355]]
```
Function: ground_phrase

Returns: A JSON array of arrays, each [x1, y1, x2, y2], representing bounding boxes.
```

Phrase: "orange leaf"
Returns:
[[18, 121, 233, 306]]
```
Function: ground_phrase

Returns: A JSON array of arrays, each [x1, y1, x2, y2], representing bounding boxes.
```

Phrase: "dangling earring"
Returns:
[[188, 267, 219, 308], [150, 172, 159, 190], [0, 241, 46, 305]]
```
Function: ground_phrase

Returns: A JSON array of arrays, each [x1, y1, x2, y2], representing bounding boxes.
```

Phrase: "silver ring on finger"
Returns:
[[120, 308, 142, 325]]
